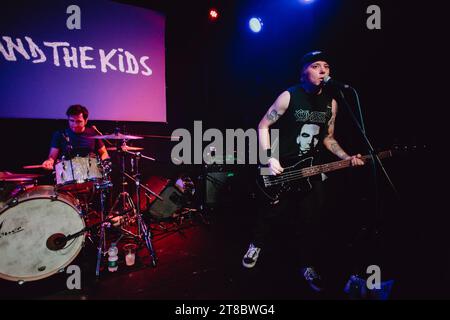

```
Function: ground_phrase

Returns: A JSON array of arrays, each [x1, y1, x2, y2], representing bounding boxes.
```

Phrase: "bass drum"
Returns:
[[0, 185, 85, 282]]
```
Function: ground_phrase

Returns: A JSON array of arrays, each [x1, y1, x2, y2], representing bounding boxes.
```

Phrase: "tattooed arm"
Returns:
[[323, 99, 351, 160], [258, 91, 290, 149], [323, 99, 365, 166], [258, 91, 290, 174]]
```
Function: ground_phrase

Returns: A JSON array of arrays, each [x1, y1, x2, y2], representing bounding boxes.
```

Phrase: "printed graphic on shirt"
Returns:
[[294, 106, 332, 124], [296, 123, 321, 156], [293, 105, 332, 157]]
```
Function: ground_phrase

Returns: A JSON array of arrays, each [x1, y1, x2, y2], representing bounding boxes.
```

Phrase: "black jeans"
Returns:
[[252, 179, 328, 268]]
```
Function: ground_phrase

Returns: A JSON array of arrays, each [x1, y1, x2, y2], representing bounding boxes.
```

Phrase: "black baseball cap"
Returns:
[[300, 51, 331, 69]]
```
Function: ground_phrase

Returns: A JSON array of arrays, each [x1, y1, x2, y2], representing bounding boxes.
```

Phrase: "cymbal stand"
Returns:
[[123, 150, 160, 267], [95, 182, 112, 278], [108, 141, 139, 237]]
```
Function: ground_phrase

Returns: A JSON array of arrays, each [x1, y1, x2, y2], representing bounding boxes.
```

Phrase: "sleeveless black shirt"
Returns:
[[273, 84, 333, 165]]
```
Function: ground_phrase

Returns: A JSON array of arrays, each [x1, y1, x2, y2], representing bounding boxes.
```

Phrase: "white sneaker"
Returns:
[[242, 243, 261, 268], [302, 267, 324, 292]]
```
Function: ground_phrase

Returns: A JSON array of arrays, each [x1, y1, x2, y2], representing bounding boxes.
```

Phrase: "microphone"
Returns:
[[46, 233, 68, 251], [62, 131, 73, 156], [323, 75, 352, 89]]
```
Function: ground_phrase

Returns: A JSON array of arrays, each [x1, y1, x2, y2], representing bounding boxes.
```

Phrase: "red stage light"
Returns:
[[209, 8, 219, 21]]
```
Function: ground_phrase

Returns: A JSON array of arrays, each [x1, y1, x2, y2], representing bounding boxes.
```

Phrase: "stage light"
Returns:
[[249, 17, 263, 33], [209, 8, 219, 21], [300, 0, 315, 4]]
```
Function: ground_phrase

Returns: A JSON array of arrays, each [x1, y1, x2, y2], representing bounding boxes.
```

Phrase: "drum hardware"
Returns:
[[65, 154, 75, 184], [46, 206, 134, 252], [1, 181, 35, 210], [90, 129, 158, 268], [95, 180, 114, 190], [95, 179, 111, 277], [108, 187, 137, 237], [178, 207, 209, 226], [106, 144, 144, 152], [119, 170, 165, 232], [120, 150, 158, 267], [4, 195, 19, 208], [106, 138, 141, 239]]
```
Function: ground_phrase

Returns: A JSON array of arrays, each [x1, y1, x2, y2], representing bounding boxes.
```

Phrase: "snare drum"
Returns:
[[0, 185, 85, 282], [55, 155, 104, 193]]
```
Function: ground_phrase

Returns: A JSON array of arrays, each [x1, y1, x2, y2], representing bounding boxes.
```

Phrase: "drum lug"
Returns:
[[58, 268, 65, 273], [18, 280, 25, 286], [50, 194, 58, 201], [6, 197, 19, 208]]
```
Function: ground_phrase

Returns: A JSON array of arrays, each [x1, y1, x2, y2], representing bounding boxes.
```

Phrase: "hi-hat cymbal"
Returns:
[[0, 171, 43, 182], [89, 133, 143, 140], [106, 145, 144, 151]]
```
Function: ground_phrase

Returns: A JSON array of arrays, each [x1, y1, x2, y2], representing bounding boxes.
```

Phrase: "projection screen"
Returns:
[[0, 0, 166, 122]]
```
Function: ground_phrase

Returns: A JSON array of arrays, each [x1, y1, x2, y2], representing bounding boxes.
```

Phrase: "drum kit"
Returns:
[[0, 130, 174, 284]]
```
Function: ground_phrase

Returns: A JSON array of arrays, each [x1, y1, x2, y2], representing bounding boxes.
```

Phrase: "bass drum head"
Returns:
[[0, 186, 85, 282]]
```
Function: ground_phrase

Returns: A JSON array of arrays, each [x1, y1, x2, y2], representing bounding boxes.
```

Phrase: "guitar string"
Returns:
[[265, 160, 366, 186], [264, 162, 352, 186], [264, 153, 390, 186], [265, 154, 388, 186], [267, 159, 357, 181], [266, 152, 389, 181]]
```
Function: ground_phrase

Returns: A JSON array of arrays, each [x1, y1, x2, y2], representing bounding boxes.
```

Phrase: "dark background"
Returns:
[[0, 0, 438, 164], [0, 0, 446, 299]]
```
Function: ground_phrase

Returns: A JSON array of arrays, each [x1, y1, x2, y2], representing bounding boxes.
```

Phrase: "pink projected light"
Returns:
[[0, 0, 167, 123]]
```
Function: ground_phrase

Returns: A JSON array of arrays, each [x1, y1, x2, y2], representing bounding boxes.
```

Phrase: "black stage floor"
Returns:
[[1, 189, 446, 301]]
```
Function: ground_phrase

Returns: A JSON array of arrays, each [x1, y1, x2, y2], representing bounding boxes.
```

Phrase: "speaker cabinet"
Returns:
[[148, 186, 184, 219]]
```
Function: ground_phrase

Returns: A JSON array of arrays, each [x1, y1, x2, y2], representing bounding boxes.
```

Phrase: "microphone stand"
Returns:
[[336, 87, 399, 275], [56, 207, 135, 246], [350, 88, 378, 225], [337, 88, 398, 196]]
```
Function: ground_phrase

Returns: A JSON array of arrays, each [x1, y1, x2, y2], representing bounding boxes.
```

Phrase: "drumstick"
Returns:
[[23, 165, 45, 169], [91, 125, 114, 146]]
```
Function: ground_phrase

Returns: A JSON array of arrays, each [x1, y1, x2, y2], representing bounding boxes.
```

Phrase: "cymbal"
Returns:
[[89, 133, 143, 140], [106, 146, 144, 151], [0, 171, 43, 182], [139, 134, 180, 141]]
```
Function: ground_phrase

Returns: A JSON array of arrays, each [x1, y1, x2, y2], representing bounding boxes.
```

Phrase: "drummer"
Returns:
[[42, 105, 110, 170]]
